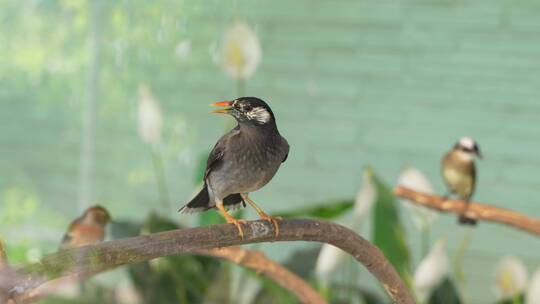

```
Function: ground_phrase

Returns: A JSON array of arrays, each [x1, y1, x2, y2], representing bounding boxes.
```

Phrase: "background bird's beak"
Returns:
[[210, 101, 232, 114], [474, 147, 483, 159], [476, 150, 483, 159]]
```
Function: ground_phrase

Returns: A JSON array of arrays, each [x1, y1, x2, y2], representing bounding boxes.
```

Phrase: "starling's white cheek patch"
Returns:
[[247, 107, 271, 124], [458, 137, 475, 150]]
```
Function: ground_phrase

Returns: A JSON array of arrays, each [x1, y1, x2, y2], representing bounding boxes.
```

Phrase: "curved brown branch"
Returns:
[[2, 219, 413, 304], [20, 247, 326, 304], [196, 247, 326, 304], [394, 186, 540, 237], [16, 275, 85, 304]]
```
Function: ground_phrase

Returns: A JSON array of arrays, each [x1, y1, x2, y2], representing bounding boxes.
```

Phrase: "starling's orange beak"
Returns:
[[210, 101, 232, 114]]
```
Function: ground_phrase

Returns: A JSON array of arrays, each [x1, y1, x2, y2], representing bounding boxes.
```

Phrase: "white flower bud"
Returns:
[[352, 169, 376, 222], [397, 167, 438, 230], [494, 256, 528, 300], [314, 244, 346, 285], [137, 85, 163, 146], [526, 268, 540, 304], [414, 239, 449, 302], [219, 21, 261, 80]]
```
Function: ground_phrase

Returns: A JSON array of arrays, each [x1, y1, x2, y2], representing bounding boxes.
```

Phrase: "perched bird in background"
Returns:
[[441, 137, 482, 225], [179, 97, 289, 238], [59, 206, 111, 250]]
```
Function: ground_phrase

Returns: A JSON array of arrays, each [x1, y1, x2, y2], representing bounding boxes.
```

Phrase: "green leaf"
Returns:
[[275, 200, 354, 219], [196, 205, 246, 226], [120, 214, 222, 304], [428, 277, 462, 304], [283, 247, 321, 278], [198, 209, 227, 226], [328, 284, 386, 304], [371, 172, 412, 284], [253, 276, 299, 304], [496, 294, 525, 304], [110, 220, 143, 239]]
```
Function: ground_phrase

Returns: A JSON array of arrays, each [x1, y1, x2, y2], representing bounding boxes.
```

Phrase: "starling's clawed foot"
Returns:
[[242, 194, 281, 237], [258, 212, 282, 237], [217, 203, 247, 238], [226, 217, 248, 239], [458, 215, 477, 226]]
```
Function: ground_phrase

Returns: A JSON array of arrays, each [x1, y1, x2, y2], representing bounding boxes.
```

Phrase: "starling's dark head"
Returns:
[[453, 137, 482, 159], [211, 97, 275, 125], [83, 205, 111, 227]]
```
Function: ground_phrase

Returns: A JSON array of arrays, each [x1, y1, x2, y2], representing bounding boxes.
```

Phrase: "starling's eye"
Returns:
[[243, 104, 253, 112]]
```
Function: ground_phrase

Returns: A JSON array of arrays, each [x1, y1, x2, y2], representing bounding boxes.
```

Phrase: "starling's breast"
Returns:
[[209, 133, 287, 197], [441, 152, 475, 198]]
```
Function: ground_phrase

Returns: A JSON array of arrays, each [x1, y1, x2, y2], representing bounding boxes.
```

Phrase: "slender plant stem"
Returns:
[[78, 0, 103, 211], [421, 226, 430, 258], [453, 229, 472, 292], [151, 146, 170, 211], [236, 78, 245, 97], [345, 256, 355, 303]]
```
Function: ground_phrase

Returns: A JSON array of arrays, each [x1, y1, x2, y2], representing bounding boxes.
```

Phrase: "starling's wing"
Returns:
[[470, 162, 477, 198], [440, 152, 453, 190], [180, 127, 243, 214], [203, 126, 240, 181], [60, 232, 73, 248], [281, 137, 290, 163], [59, 220, 78, 249]]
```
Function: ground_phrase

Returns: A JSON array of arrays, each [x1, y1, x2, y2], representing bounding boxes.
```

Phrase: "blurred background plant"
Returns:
[[2, 0, 540, 303], [137, 84, 169, 211], [217, 20, 261, 97]]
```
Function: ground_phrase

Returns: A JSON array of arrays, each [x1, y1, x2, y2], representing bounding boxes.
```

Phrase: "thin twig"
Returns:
[[196, 247, 326, 304], [394, 186, 540, 237], [16, 275, 85, 304], [151, 147, 170, 211], [2, 219, 413, 304]]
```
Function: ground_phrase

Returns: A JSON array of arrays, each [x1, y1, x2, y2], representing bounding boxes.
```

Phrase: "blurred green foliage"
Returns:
[[428, 278, 461, 304], [276, 200, 354, 220], [371, 173, 412, 286], [6, 167, 492, 304], [0, 1, 525, 303]]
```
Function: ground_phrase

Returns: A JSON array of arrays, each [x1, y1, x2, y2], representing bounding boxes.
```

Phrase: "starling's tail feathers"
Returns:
[[179, 186, 212, 214], [179, 186, 246, 214], [458, 215, 477, 226], [458, 199, 477, 226]]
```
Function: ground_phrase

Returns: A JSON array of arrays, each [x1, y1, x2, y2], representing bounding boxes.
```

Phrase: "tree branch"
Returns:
[[19, 246, 326, 304], [394, 186, 540, 237], [1, 219, 413, 304], [196, 247, 326, 304]]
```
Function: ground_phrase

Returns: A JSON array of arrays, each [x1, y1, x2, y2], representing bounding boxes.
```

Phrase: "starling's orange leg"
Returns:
[[241, 194, 281, 237], [216, 201, 247, 238]]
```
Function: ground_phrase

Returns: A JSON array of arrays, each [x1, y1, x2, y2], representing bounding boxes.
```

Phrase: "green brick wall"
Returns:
[[1, 1, 540, 302]]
